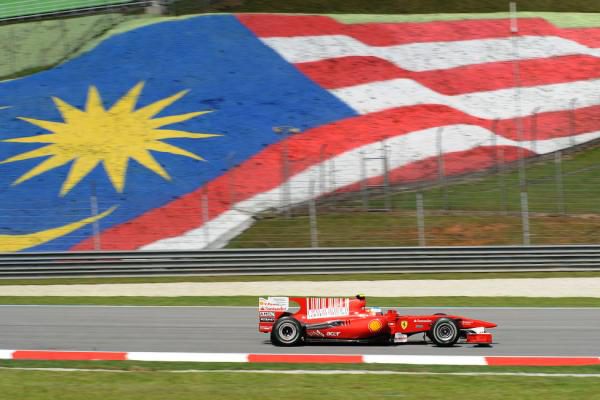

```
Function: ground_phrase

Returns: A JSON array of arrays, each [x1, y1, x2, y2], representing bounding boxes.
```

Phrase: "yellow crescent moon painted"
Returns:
[[0, 206, 116, 252]]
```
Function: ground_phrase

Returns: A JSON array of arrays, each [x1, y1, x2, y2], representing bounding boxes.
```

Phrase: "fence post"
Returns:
[[308, 179, 319, 248], [510, 3, 531, 244], [520, 191, 531, 245], [382, 140, 392, 211], [555, 151, 565, 215], [201, 193, 210, 247], [90, 183, 101, 251], [273, 126, 300, 217], [360, 150, 369, 211], [510, 2, 528, 190], [329, 158, 337, 209], [319, 144, 327, 198], [436, 127, 448, 210], [530, 107, 541, 154], [281, 142, 291, 217], [497, 148, 508, 214], [491, 119, 508, 214], [416, 192, 426, 246], [225, 151, 237, 207], [569, 98, 577, 147]]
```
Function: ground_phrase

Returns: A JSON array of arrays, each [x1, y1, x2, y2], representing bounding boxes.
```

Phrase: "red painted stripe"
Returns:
[[12, 350, 127, 361], [486, 357, 600, 366], [297, 54, 600, 93], [248, 354, 363, 364], [237, 14, 600, 48], [72, 103, 600, 250], [561, 27, 600, 48]]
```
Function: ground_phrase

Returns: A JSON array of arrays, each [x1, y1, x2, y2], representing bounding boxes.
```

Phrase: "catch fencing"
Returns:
[[1, 131, 600, 251]]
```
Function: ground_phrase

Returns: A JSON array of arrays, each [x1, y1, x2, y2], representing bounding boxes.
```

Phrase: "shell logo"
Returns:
[[368, 319, 383, 333]]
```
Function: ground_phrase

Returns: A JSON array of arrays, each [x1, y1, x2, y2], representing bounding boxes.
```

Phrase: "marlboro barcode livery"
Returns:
[[307, 297, 350, 319], [259, 295, 496, 347]]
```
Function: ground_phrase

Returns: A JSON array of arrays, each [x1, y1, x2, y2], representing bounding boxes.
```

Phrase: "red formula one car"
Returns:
[[259, 295, 496, 347]]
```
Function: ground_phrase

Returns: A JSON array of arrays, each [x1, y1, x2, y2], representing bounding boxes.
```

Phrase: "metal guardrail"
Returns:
[[1, 245, 600, 278]]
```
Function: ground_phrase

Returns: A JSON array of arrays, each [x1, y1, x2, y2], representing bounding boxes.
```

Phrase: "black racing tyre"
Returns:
[[270, 317, 304, 346], [429, 317, 459, 347]]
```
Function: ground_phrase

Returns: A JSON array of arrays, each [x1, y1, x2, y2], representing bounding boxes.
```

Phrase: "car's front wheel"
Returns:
[[270, 316, 304, 346], [429, 317, 459, 347]]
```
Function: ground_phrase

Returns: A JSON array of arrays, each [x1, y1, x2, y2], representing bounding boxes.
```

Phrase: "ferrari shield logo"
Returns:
[[400, 320, 408, 330]]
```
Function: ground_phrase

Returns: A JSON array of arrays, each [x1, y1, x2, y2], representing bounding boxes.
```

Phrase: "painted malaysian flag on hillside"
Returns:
[[1, 14, 600, 252]]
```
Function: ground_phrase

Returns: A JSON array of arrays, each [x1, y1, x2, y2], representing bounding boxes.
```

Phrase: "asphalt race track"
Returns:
[[0, 306, 598, 356]]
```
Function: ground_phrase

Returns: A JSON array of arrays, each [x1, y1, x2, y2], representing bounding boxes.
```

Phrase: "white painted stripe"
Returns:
[[0, 350, 14, 360], [3, 367, 600, 377], [142, 125, 600, 250], [363, 354, 488, 365], [126, 352, 248, 363], [262, 35, 600, 71], [332, 78, 600, 118]]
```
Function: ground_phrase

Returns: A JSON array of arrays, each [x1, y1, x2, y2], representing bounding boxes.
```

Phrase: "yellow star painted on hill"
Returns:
[[1, 82, 219, 196]]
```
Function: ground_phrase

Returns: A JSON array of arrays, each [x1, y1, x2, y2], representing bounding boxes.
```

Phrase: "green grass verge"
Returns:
[[0, 271, 599, 286], [1, 296, 599, 307], [0, 361, 599, 400]]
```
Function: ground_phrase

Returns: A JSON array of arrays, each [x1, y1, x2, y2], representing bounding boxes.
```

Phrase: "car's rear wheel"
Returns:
[[271, 317, 304, 346], [429, 317, 459, 347]]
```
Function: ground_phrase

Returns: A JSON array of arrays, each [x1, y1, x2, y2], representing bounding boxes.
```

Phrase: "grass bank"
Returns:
[[0, 13, 136, 80]]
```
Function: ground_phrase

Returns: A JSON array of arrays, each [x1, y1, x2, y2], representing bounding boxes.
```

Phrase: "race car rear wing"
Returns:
[[259, 297, 290, 312], [258, 297, 290, 332]]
